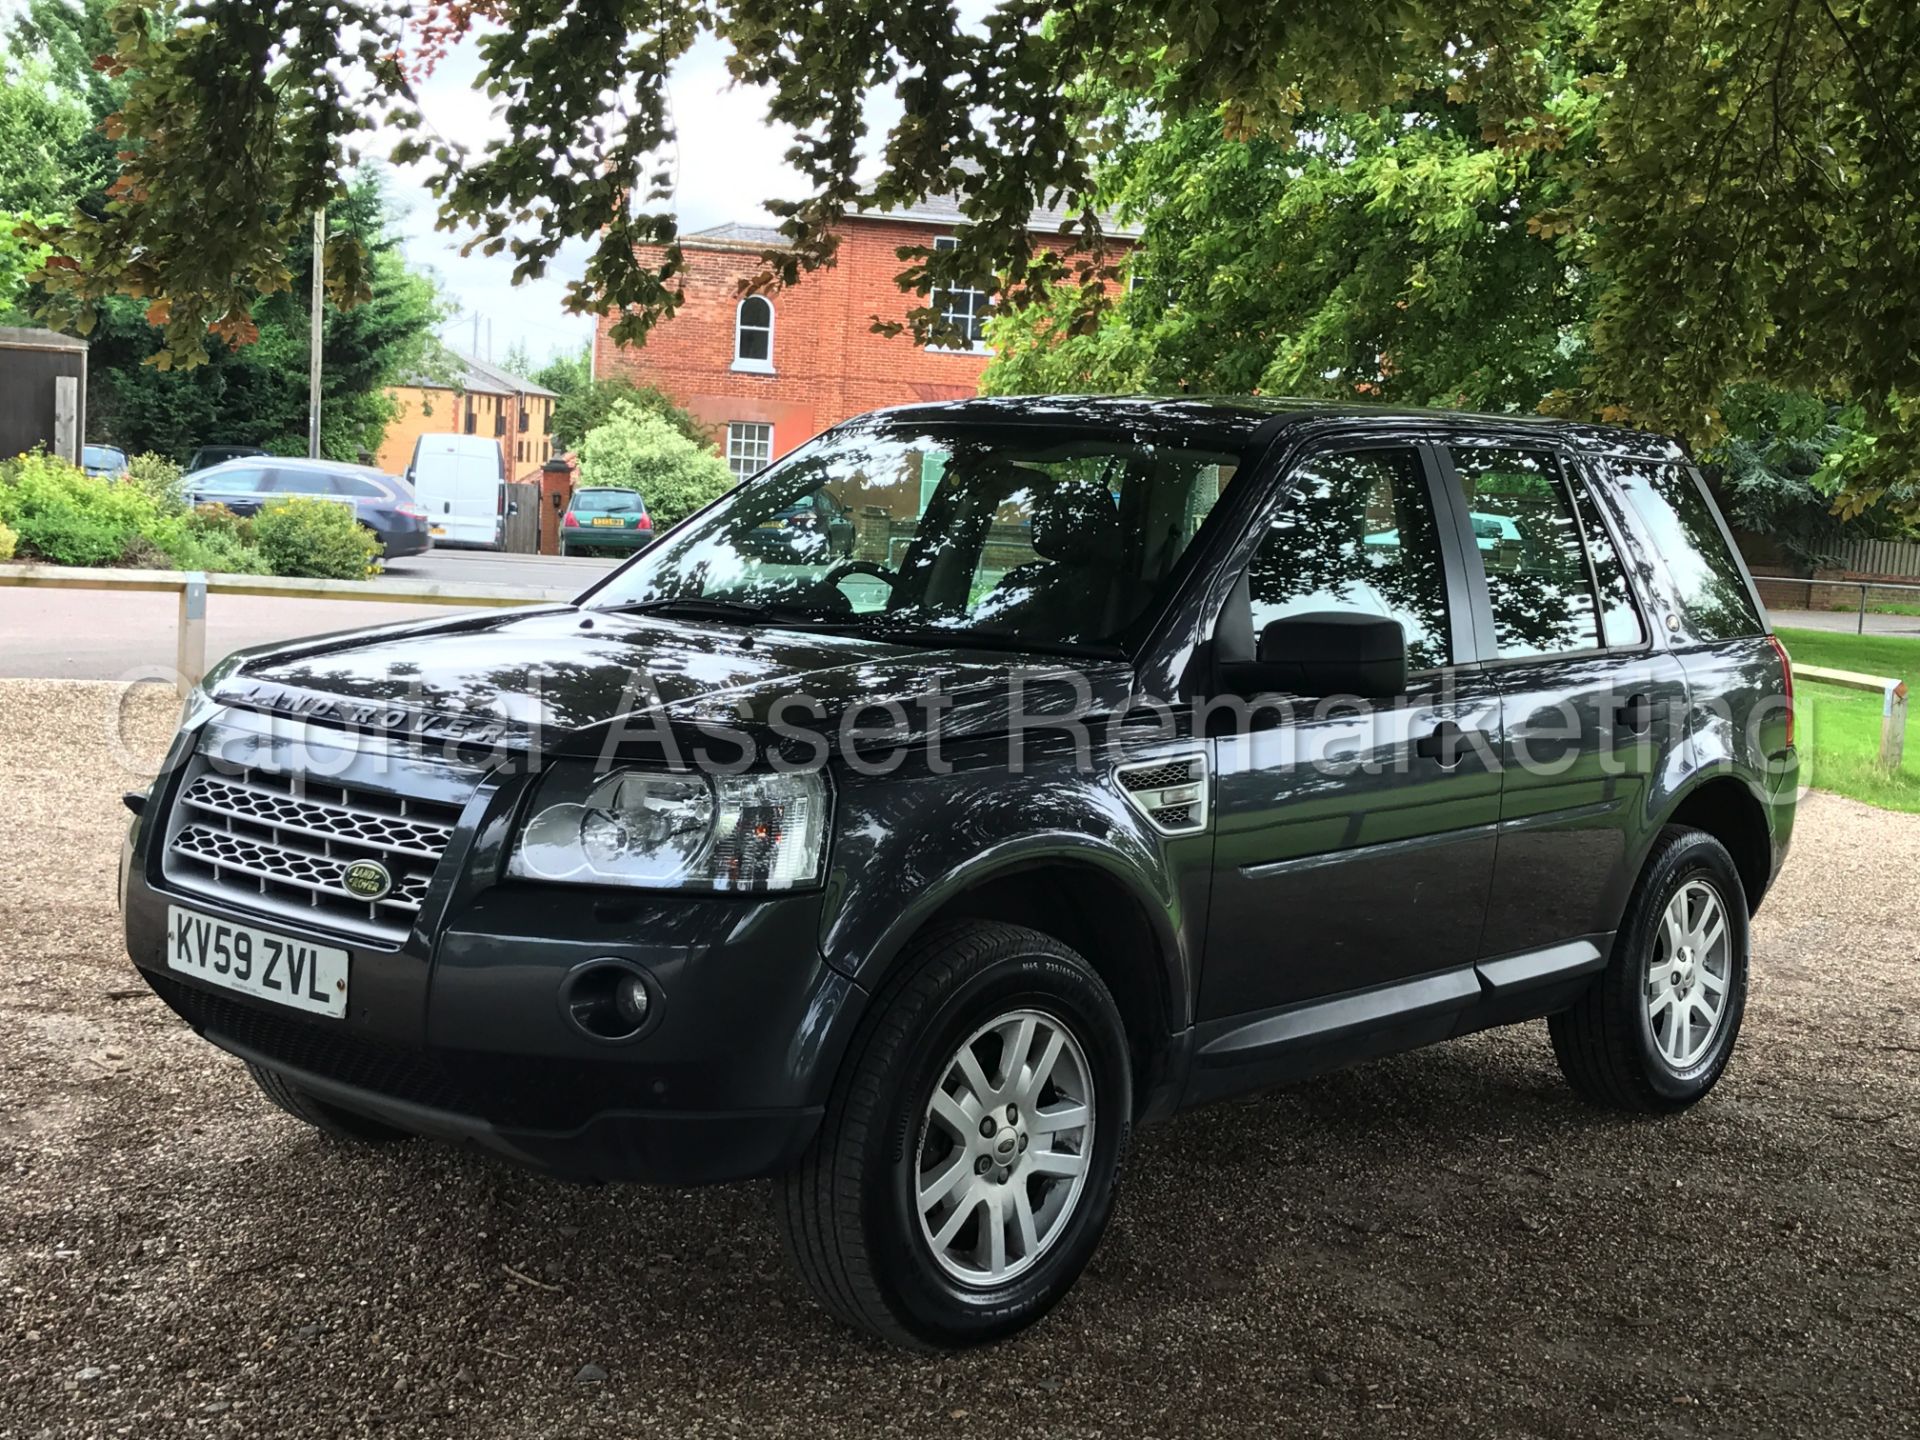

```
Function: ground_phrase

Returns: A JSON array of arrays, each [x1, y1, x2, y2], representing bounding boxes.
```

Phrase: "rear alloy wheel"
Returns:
[[1645, 879, 1735, 1071], [1550, 825, 1750, 1112], [774, 920, 1131, 1350]]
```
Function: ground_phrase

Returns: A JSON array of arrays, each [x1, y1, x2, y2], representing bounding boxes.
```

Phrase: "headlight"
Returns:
[[507, 766, 830, 892]]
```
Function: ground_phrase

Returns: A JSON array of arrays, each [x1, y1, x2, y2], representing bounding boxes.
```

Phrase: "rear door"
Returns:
[[190, 465, 272, 515], [1436, 442, 1691, 958], [1199, 440, 1503, 1023]]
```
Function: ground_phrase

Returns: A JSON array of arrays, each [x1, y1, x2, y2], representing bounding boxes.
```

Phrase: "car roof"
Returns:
[[860, 395, 1690, 462], [193, 456, 394, 482]]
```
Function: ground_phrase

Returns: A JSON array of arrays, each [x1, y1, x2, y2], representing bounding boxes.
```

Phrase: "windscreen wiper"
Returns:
[[598, 597, 832, 625], [840, 623, 1128, 661]]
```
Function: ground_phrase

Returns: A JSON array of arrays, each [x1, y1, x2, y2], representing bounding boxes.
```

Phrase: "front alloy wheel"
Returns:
[[916, 1009, 1095, 1288], [774, 920, 1131, 1349]]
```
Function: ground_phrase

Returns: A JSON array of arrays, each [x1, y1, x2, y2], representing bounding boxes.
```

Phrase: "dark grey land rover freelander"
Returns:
[[120, 398, 1796, 1349]]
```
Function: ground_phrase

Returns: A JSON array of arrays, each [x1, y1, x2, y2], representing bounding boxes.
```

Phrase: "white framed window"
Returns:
[[929, 236, 991, 352], [733, 295, 774, 372], [726, 421, 773, 480]]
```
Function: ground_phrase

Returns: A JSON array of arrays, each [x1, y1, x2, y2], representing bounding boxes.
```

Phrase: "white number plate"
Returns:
[[166, 906, 349, 1019]]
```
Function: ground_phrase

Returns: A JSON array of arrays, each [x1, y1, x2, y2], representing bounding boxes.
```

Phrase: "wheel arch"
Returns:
[[853, 843, 1191, 1122], [1657, 773, 1774, 914]]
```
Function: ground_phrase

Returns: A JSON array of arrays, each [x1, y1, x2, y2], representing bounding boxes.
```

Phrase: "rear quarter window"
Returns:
[[1600, 459, 1763, 642]]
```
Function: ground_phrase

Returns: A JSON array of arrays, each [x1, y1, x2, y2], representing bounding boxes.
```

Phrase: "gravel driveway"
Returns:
[[3, 681, 1916, 1438]]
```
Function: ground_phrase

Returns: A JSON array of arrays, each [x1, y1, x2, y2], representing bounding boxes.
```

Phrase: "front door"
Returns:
[[1199, 442, 1502, 1024]]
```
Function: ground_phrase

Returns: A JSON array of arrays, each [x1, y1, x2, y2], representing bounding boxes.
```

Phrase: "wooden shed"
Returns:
[[0, 327, 87, 463]]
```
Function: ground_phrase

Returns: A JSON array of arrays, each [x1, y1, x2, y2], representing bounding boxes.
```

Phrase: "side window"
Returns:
[[1246, 447, 1451, 671], [1448, 447, 1600, 659], [1568, 465, 1645, 648], [260, 469, 330, 495], [202, 467, 266, 494], [1605, 460, 1763, 642]]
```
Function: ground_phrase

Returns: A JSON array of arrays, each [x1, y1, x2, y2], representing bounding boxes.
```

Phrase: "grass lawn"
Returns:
[[1776, 626, 1920, 813]]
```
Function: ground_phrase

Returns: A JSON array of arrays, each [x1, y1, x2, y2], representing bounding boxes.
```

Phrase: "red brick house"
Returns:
[[591, 198, 1136, 478]]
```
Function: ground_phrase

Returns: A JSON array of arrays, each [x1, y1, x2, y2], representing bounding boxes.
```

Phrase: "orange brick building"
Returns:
[[592, 199, 1136, 478], [378, 351, 558, 482]]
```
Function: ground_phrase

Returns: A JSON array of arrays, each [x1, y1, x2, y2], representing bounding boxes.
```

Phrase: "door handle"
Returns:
[[1615, 692, 1653, 734], [1416, 720, 1469, 769]]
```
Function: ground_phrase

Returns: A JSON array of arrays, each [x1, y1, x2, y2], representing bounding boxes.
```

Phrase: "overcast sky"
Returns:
[[396, 31, 902, 370]]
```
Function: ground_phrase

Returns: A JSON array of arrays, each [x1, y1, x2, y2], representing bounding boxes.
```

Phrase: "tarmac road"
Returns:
[[0, 549, 619, 683]]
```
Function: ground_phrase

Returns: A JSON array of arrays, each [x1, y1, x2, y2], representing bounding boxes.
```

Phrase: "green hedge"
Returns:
[[0, 451, 376, 579]]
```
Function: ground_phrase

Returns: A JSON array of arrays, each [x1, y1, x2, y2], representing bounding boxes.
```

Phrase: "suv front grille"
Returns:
[[160, 714, 479, 944]]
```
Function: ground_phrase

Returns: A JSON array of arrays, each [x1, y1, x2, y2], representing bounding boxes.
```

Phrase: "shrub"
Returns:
[[249, 496, 382, 580], [123, 452, 187, 513], [552, 377, 709, 451], [0, 519, 15, 562], [186, 502, 253, 545], [0, 451, 162, 566], [578, 400, 736, 530], [0, 450, 280, 574]]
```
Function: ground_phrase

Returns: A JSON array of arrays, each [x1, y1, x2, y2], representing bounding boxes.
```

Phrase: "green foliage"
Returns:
[[0, 450, 278, 574], [578, 400, 734, 529], [0, 57, 94, 214], [989, 75, 1594, 411], [0, 209, 53, 323], [81, 169, 444, 461], [24, 0, 1920, 521], [249, 496, 381, 579], [0, 450, 165, 566], [530, 343, 592, 399], [0, 518, 16, 562], [122, 451, 184, 508], [552, 377, 708, 452], [4, 0, 123, 215]]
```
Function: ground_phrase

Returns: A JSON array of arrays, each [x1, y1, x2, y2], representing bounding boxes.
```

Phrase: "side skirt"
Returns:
[[1179, 936, 1610, 1109]]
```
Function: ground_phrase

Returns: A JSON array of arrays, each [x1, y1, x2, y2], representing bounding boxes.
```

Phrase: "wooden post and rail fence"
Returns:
[[0, 562, 1911, 770], [0, 562, 574, 697]]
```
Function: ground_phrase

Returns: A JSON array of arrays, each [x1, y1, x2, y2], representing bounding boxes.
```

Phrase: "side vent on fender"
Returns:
[[1113, 753, 1210, 836]]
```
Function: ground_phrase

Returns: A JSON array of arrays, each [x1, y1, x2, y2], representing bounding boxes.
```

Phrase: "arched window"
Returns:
[[734, 295, 774, 371]]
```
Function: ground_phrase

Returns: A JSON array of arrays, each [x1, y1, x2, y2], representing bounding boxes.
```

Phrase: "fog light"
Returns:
[[559, 959, 657, 1043], [614, 974, 650, 1027]]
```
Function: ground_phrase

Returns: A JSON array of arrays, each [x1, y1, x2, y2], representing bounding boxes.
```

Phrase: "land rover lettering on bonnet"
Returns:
[[120, 397, 1796, 1350]]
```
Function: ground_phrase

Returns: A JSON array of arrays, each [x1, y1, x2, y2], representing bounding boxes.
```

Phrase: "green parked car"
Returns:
[[561, 486, 655, 556]]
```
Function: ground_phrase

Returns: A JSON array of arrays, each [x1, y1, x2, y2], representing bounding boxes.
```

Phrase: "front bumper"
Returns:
[[124, 822, 862, 1184]]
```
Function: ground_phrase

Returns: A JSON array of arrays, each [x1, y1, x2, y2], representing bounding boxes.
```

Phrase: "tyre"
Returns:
[[774, 920, 1132, 1349], [247, 1062, 407, 1142], [1550, 825, 1750, 1112]]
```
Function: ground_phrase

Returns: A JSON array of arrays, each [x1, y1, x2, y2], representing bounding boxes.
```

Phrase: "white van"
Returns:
[[407, 434, 506, 549]]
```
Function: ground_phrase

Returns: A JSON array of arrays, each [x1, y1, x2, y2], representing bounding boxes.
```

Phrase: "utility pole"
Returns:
[[472, 311, 480, 356], [306, 208, 324, 458]]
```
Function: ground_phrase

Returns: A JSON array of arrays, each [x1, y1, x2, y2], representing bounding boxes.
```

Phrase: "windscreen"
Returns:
[[586, 419, 1252, 650]]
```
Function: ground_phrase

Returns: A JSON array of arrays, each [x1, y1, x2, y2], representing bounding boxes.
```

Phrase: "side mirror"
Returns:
[[1228, 611, 1407, 699]]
